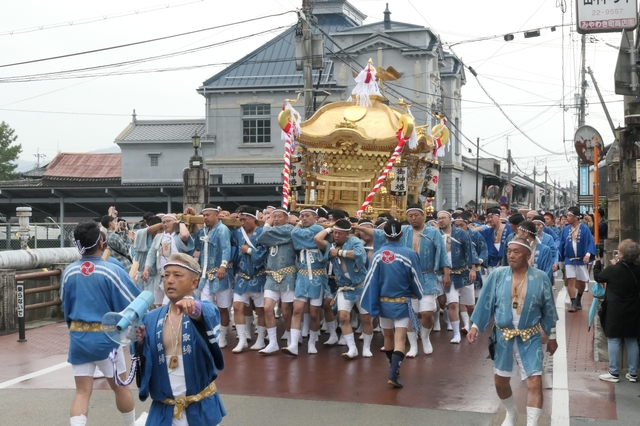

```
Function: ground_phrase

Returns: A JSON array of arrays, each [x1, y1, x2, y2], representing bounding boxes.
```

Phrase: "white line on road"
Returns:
[[551, 287, 570, 425], [0, 361, 69, 389]]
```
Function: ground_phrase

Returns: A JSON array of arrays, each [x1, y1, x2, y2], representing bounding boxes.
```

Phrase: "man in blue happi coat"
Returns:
[[132, 215, 162, 289], [193, 205, 234, 348], [468, 236, 558, 426], [315, 218, 371, 359], [61, 221, 141, 426], [282, 208, 329, 356], [137, 253, 226, 426], [474, 207, 512, 274], [360, 219, 425, 388], [230, 206, 268, 353], [256, 206, 297, 354], [558, 206, 596, 312], [516, 221, 554, 284], [436, 210, 478, 344]]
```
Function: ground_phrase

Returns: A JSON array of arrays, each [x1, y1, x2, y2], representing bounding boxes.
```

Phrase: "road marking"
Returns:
[[0, 361, 69, 389], [551, 287, 570, 425]]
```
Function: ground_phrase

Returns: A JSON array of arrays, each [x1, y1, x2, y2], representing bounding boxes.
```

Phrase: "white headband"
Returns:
[[239, 211, 258, 219], [74, 232, 102, 255], [517, 226, 536, 235], [163, 261, 202, 275], [201, 207, 220, 213], [406, 207, 424, 214], [359, 221, 374, 228], [507, 240, 532, 252], [453, 217, 467, 223], [333, 226, 351, 232], [163, 214, 177, 220], [300, 208, 318, 215], [383, 223, 403, 238], [273, 207, 289, 215], [437, 210, 452, 218]]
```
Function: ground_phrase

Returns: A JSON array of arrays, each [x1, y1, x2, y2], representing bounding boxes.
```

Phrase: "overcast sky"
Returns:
[[0, 0, 628, 186]]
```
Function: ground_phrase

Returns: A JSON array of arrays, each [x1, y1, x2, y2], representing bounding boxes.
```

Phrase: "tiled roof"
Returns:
[[21, 165, 48, 178], [336, 20, 425, 34], [200, 13, 357, 91], [43, 153, 121, 180], [116, 120, 205, 142]]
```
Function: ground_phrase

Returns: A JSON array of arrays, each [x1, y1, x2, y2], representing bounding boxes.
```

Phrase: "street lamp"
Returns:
[[192, 132, 201, 157]]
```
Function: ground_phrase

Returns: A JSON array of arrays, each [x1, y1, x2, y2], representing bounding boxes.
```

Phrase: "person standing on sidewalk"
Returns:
[[468, 236, 558, 426], [61, 221, 141, 426], [595, 239, 640, 383], [360, 219, 424, 388]]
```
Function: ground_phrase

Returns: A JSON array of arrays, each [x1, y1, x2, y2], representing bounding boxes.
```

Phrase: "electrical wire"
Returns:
[[0, 10, 295, 69]]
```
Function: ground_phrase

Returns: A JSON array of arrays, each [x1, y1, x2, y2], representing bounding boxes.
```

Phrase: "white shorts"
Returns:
[[459, 284, 476, 306], [494, 343, 543, 381], [295, 294, 323, 307], [72, 348, 126, 377], [379, 317, 409, 329], [264, 289, 295, 303], [202, 285, 233, 309], [437, 276, 460, 305], [337, 292, 369, 314], [411, 295, 436, 313], [565, 264, 589, 282], [233, 291, 265, 308]]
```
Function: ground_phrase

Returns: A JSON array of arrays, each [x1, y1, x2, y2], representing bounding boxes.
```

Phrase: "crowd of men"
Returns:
[[62, 201, 600, 426]]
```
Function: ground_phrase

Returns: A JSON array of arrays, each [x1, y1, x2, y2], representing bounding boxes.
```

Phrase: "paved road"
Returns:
[[1, 283, 637, 426]]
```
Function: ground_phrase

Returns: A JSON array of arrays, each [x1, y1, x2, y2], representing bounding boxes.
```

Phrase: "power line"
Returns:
[[0, 0, 211, 37], [0, 10, 295, 69]]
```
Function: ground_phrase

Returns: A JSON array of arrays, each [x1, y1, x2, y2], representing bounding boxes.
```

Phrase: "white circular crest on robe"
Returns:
[[381, 250, 396, 264]]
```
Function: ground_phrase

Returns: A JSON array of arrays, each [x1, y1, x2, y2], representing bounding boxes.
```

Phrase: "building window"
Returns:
[[242, 104, 271, 144], [242, 174, 254, 185], [150, 155, 159, 167], [210, 174, 223, 185]]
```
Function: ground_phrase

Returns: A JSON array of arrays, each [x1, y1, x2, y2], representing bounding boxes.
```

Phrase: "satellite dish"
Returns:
[[102, 291, 155, 345]]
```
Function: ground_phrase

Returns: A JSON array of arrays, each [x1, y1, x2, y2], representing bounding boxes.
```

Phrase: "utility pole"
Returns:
[[507, 149, 512, 207], [301, 0, 314, 120], [544, 162, 548, 210], [577, 33, 587, 209], [475, 137, 480, 212], [532, 165, 537, 210], [554, 179, 557, 213], [34, 148, 46, 167]]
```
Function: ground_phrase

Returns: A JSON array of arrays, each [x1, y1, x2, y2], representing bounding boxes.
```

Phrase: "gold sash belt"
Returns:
[[237, 270, 266, 281], [161, 380, 217, 419], [450, 266, 469, 275], [69, 321, 103, 332], [498, 324, 540, 342], [422, 270, 434, 274], [379, 296, 406, 303], [297, 268, 327, 277], [206, 263, 234, 281], [265, 265, 297, 283]]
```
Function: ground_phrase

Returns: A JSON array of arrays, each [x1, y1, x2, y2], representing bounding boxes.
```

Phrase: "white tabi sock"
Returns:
[[280, 330, 290, 341], [460, 311, 470, 331], [122, 409, 136, 426], [284, 328, 301, 355], [500, 395, 519, 426], [232, 324, 248, 353], [251, 325, 266, 350], [433, 311, 441, 331], [308, 330, 319, 354], [70, 415, 87, 426], [245, 315, 254, 339], [362, 333, 373, 357], [259, 327, 279, 354], [302, 313, 311, 337], [406, 331, 418, 358], [219, 326, 228, 348], [324, 320, 339, 345], [342, 332, 358, 358], [450, 321, 461, 343], [526, 406, 542, 426], [420, 327, 433, 354]]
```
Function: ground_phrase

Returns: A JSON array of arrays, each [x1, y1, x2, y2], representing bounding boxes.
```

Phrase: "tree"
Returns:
[[0, 121, 23, 181]]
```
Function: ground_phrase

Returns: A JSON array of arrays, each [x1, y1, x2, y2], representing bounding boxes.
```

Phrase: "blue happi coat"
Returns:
[[145, 232, 195, 292], [360, 241, 424, 319], [538, 231, 558, 264], [139, 301, 226, 426], [442, 226, 477, 290], [323, 236, 367, 303], [558, 223, 596, 265], [291, 224, 327, 300], [231, 226, 267, 295], [398, 224, 448, 295], [468, 227, 488, 288], [470, 266, 558, 377], [194, 222, 234, 293], [256, 224, 297, 292], [133, 227, 155, 289], [60, 256, 141, 364], [478, 225, 512, 267]]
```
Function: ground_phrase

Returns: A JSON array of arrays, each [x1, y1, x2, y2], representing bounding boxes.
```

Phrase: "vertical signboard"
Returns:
[[577, 0, 638, 34], [580, 165, 590, 195]]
